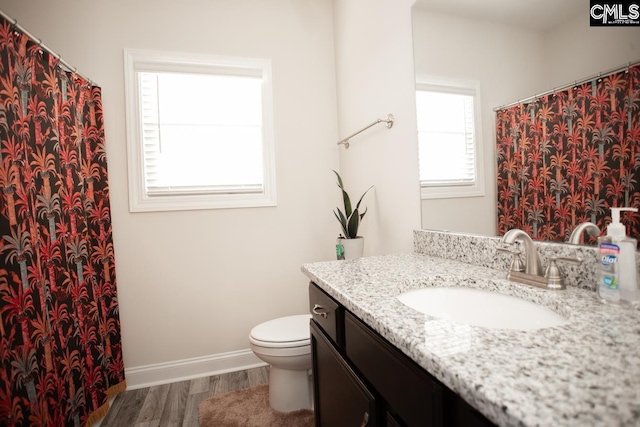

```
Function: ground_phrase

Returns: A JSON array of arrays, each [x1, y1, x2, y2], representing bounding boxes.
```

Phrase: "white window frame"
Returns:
[[416, 75, 484, 200], [123, 48, 277, 212]]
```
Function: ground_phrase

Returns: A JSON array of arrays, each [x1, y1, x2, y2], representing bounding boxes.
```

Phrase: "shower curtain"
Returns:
[[0, 16, 125, 426], [496, 63, 640, 243]]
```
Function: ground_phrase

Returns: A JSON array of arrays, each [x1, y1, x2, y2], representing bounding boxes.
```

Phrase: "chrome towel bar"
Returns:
[[337, 114, 394, 149]]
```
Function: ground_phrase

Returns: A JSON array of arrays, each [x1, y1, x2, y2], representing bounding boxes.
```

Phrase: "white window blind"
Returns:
[[415, 77, 484, 199], [140, 72, 263, 196], [124, 49, 276, 212]]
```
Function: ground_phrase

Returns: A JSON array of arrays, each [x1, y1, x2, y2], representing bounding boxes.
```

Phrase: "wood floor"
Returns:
[[100, 366, 270, 427]]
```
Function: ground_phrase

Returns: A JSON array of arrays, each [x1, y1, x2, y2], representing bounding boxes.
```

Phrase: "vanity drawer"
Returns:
[[308, 282, 343, 348], [345, 311, 443, 427]]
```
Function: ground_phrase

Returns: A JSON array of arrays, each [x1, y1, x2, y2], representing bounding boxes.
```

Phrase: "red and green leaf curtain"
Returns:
[[0, 16, 125, 426], [496, 63, 640, 244]]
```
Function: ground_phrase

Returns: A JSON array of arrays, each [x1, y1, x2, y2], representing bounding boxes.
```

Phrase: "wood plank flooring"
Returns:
[[100, 366, 269, 427]]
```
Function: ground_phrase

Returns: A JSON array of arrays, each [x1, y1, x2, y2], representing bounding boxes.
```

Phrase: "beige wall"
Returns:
[[0, 0, 340, 376], [333, 0, 422, 255], [543, 14, 640, 87]]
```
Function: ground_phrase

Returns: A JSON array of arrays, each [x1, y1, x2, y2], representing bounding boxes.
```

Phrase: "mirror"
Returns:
[[412, 0, 640, 246]]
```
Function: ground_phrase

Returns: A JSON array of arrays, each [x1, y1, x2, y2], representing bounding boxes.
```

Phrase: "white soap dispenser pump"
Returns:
[[607, 207, 635, 240], [597, 207, 639, 305]]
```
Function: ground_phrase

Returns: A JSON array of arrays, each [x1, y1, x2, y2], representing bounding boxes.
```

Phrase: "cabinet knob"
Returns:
[[359, 411, 369, 427], [312, 304, 328, 318]]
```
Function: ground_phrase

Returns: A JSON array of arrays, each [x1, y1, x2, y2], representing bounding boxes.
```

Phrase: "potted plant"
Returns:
[[333, 170, 373, 259]]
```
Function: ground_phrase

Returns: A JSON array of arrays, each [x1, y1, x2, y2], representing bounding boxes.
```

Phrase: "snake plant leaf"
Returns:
[[354, 186, 374, 212], [359, 206, 368, 221], [333, 169, 344, 188], [333, 170, 352, 217], [334, 208, 349, 237], [347, 208, 360, 238]]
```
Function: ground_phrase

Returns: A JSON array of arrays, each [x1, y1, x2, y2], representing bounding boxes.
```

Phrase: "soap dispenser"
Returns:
[[597, 207, 639, 306]]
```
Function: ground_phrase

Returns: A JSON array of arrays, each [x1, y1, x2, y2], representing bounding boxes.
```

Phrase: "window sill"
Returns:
[[420, 184, 485, 200], [128, 191, 277, 213]]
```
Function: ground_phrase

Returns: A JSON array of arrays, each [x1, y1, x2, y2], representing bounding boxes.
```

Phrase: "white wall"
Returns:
[[0, 0, 340, 384], [543, 14, 640, 88], [412, 9, 545, 236], [333, 0, 422, 255]]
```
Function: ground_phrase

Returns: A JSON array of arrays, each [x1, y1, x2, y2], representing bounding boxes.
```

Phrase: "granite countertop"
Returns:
[[301, 253, 640, 427]]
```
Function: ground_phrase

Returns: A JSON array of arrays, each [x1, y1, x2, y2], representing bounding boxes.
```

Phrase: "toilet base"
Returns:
[[268, 366, 312, 412]]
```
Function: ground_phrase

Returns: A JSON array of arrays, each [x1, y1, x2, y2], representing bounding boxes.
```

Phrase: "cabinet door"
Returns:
[[345, 312, 443, 427], [444, 391, 495, 427], [386, 412, 402, 427], [311, 320, 376, 427]]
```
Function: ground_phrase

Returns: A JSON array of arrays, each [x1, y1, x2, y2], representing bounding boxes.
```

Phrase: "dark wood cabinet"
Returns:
[[386, 412, 402, 427], [311, 320, 378, 426], [345, 311, 443, 426], [309, 282, 494, 427]]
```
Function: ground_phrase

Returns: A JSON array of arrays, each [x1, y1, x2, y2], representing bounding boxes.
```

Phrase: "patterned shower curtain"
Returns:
[[0, 16, 125, 426], [496, 63, 640, 244]]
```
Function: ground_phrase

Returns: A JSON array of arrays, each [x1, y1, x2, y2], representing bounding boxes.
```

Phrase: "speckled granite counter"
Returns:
[[301, 252, 640, 426]]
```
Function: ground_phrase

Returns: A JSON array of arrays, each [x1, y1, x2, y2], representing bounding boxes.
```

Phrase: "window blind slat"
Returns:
[[138, 70, 264, 193], [416, 88, 477, 185]]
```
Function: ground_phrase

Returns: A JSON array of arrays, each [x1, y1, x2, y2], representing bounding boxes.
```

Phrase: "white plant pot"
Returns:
[[337, 237, 364, 259]]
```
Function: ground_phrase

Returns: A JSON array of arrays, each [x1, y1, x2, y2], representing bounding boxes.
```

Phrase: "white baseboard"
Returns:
[[124, 348, 267, 390]]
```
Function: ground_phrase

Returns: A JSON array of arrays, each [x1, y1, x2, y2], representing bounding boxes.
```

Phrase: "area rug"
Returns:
[[198, 384, 314, 427]]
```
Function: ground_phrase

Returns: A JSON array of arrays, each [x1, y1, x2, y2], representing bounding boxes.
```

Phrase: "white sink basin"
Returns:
[[397, 287, 567, 330]]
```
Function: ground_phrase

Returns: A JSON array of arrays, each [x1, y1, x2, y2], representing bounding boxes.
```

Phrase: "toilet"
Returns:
[[249, 314, 313, 412]]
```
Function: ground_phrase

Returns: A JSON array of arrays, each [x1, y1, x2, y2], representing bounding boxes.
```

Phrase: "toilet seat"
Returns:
[[249, 314, 311, 348]]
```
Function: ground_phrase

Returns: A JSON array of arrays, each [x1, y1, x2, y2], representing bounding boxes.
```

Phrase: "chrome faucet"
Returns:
[[568, 222, 600, 244], [498, 228, 581, 290], [501, 228, 543, 276]]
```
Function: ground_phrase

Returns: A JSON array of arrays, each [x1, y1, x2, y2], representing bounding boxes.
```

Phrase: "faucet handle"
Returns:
[[545, 256, 582, 290], [497, 247, 525, 272]]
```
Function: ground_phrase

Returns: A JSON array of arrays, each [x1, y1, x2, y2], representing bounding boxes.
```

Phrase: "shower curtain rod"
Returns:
[[493, 59, 640, 112], [337, 114, 394, 149], [0, 9, 95, 86]]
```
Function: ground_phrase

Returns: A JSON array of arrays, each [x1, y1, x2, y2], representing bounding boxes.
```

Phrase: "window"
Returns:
[[415, 76, 484, 199], [124, 49, 276, 212]]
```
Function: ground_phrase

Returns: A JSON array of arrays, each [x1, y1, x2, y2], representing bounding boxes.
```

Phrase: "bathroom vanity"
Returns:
[[309, 282, 492, 426], [302, 238, 640, 426]]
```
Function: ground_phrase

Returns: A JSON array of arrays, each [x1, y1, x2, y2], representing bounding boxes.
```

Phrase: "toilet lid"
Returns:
[[250, 314, 312, 346]]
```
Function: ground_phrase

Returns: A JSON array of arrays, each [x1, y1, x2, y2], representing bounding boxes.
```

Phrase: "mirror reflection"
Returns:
[[412, 0, 640, 245]]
